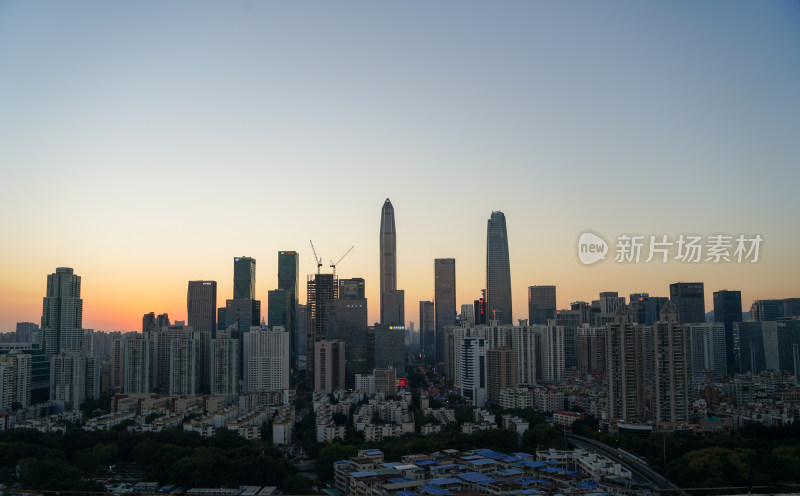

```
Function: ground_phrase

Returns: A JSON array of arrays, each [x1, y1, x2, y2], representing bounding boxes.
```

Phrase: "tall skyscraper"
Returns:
[[486, 211, 512, 324], [528, 286, 556, 325], [669, 282, 706, 324], [268, 289, 289, 329], [307, 273, 338, 387], [233, 256, 256, 300], [277, 251, 299, 368], [419, 301, 435, 361], [380, 199, 398, 322], [325, 297, 369, 387], [187, 281, 217, 335], [373, 324, 405, 377], [41, 267, 83, 357], [713, 290, 742, 374], [434, 258, 456, 364]]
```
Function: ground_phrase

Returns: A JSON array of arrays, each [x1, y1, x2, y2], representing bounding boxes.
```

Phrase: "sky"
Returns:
[[1, 1, 799, 332]]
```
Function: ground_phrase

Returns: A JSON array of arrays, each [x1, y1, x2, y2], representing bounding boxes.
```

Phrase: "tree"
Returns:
[[282, 474, 317, 495]]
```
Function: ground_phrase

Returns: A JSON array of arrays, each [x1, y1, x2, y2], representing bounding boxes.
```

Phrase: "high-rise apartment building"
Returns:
[[577, 326, 606, 376], [486, 212, 512, 324], [187, 281, 217, 334], [242, 326, 289, 392], [653, 303, 691, 425], [486, 346, 516, 406], [606, 305, 646, 422], [315, 339, 345, 394], [434, 258, 456, 364], [123, 335, 153, 394], [41, 267, 83, 357], [459, 336, 488, 407], [0, 352, 32, 410], [528, 286, 556, 325], [669, 282, 706, 324], [211, 329, 239, 397], [536, 323, 565, 383]]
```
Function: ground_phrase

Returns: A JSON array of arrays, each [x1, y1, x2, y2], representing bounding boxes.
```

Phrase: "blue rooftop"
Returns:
[[470, 458, 496, 466], [350, 471, 377, 478], [457, 472, 495, 483], [415, 460, 438, 466], [382, 462, 403, 468], [429, 478, 460, 486], [509, 490, 542, 495], [512, 452, 534, 459], [474, 449, 508, 460], [502, 456, 522, 463], [362, 449, 383, 455], [518, 460, 548, 469], [388, 477, 414, 484], [419, 485, 452, 496], [499, 469, 523, 477], [396, 492, 416, 496]]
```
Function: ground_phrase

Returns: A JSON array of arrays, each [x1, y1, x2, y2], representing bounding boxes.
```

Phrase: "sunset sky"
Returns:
[[1, 1, 798, 332]]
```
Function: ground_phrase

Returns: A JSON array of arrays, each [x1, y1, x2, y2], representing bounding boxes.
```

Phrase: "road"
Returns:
[[566, 433, 687, 495]]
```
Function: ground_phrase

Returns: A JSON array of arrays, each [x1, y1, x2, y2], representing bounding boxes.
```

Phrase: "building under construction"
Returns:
[[306, 272, 338, 389]]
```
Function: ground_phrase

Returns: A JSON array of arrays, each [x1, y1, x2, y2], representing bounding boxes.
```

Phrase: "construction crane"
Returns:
[[330, 245, 354, 278], [309, 240, 323, 274]]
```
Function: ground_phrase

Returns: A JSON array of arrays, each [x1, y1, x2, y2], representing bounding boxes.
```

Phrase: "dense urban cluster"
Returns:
[[2, 199, 800, 494]]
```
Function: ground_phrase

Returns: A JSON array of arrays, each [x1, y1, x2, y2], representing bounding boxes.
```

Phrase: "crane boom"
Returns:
[[330, 245, 355, 278], [309, 240, 322, 274]]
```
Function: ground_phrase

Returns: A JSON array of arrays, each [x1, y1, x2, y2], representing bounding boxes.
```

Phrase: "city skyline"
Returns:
[[1, 2, 799, 331]]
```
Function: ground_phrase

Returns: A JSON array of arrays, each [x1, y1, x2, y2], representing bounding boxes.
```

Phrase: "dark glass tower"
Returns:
[[713, 289, 742, 374], [434, 258, 456, 364], [486, 211, 512, 324], [277, 251, 299, 367], [669, 282, 705, 324], [187, 281, 217, 334], [233, 256, 256, 300], [528, 285, 556, 325]]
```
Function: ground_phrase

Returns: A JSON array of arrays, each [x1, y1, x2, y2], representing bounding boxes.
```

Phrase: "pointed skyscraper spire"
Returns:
[[380, 199, 404, 325], [486, 211, 512, 324]]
